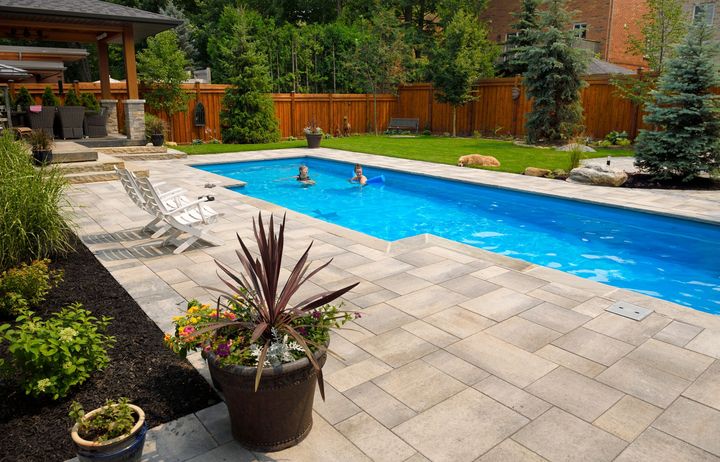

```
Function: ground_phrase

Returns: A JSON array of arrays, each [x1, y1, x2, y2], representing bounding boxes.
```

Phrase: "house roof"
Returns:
[[0, 0, 181, 41], [0, 62, 30, 81], [587, 58, 635, 75]]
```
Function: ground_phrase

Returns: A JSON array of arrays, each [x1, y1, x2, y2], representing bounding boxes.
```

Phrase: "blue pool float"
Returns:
[[366, 175, 385, 185]]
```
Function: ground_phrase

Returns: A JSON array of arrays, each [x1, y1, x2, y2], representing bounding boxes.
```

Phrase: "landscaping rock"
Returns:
[[457, 154, 501, 167], [524, 167, 551, 177], [567, 164, 628, 187], [556, 143, 597, 153], [513, 141, 551, 149]]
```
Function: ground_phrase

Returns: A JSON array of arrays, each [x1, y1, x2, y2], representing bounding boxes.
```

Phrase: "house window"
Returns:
[[693, 3, 716, 24], [573, 23, 588, 39]]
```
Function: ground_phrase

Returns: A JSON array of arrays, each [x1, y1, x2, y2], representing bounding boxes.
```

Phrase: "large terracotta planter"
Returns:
[[71, 404, 147, 462], [305, 133, 322, 149], [207, 347, 327, 452]]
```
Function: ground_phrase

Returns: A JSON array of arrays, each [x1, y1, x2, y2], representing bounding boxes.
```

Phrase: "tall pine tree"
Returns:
[[520, 0, 588, 144], [634, 22, 720, 181], [498, 0, 540, 77], [220, 7, 280, 144], [160, 0, 200, 68]]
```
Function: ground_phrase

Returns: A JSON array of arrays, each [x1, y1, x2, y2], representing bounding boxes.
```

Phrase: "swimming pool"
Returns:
[[195, 157, 720, 315]]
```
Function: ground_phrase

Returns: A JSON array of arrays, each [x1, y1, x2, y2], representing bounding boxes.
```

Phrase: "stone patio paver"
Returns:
[[526, 367, 623, 422], [613, 428, 720, 462], [373, 360, 466, 412], [652, 397, 720, 457], [592, 395, 662, 442], [63, 148, 720, 462], [682, 360, 720, 410], [596, 358, 690, 408], [394, 388, 528, 462], [447, 333, 557, 387], [512, 408, 627, 462], [473, 376, 551, 419], [485, 316, 562, 352], [336, 412, 416, 462], [477, 439, 548, 462]]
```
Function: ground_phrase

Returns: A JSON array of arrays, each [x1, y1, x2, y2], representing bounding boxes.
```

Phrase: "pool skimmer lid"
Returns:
[[606, 301, 653, 321]]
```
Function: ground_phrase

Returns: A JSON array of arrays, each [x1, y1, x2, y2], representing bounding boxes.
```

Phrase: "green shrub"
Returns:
[[64, 89, 81, 106], [0, 132, 73, 271], [41, 86, 59, 106], [80, 93, 100, 112], [14, 87, 34, 111], [0, 304, 115, 399], [144, 113, 166, 138], [0, 259, 63, 317], [604, 130, 628, 145]]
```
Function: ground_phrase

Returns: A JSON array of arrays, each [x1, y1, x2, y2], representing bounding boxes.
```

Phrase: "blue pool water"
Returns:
[[195, 157, 720, 315]]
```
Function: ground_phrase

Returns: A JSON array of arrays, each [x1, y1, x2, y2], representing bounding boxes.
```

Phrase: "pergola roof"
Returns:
[[0, 0, 181, 42], [0, 62, 30, 81]]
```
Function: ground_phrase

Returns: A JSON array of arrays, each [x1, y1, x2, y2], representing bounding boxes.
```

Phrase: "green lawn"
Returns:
[[177, 135, 634, 174]]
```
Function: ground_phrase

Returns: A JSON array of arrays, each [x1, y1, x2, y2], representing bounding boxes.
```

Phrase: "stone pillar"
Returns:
[[124, 99, 146, 142], [100, 99, 119, 135]]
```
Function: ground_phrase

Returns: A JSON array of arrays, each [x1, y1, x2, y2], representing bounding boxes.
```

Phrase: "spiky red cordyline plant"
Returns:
[[206, 212, 358, 396]]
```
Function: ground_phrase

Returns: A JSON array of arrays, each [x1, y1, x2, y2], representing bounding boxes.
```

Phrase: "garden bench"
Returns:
[[387, 117, 420, 133]]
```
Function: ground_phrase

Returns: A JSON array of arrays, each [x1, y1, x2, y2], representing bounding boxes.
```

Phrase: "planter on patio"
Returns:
[[57, 106, 86, 139], [163, 213, 359, 452], [28, 106, 56, 138], [207, 348, 326, 451], [305, 133, 322, 149], [70, 402, 147, 462]]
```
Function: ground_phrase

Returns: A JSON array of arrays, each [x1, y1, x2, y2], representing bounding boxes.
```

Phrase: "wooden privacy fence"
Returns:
[[11, 78, 719, 143]]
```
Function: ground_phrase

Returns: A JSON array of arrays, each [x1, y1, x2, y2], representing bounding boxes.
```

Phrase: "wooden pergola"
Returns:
[[0, 0, 180, 100]]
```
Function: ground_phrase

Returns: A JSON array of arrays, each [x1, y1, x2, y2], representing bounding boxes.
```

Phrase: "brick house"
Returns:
[[685, 0, 719, 63], [480, 0, 648, 69]]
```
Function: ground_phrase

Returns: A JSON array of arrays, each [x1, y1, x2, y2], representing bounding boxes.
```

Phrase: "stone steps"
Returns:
[[52, 141, 98, 163], [97, 145, 187, 161], [54, 153, 124, 174]]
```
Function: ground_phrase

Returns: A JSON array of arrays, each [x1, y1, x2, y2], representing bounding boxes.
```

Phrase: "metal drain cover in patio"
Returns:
[[606, 301, 653, 321]]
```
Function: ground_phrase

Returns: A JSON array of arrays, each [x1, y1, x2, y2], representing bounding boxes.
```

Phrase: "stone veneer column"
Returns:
[[100, 99, 119, 135], [124, 99, 146, 142]]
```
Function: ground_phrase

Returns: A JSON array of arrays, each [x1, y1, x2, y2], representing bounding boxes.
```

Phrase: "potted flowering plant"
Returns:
[[165, 213, 359, 452], [69, 398, 147, 462], [304, 119, 323, 148]]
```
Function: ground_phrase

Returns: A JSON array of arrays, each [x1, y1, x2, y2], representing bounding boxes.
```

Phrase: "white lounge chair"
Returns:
[[115, 167, 219, 238], [134, 176, 224, 254]]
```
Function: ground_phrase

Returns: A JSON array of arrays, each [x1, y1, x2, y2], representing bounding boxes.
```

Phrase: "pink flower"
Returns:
[[354, 312, 362, 319], [312, 311, 321, 319], [182, 326, 196, 335]]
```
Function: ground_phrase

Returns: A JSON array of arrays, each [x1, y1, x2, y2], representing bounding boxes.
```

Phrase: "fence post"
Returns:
[[511, 75, 521, 138], [428, 86, 434, 133], [366, 93, 371, 133], [290, 91, 296, 138], [328, 93, 334, 135]]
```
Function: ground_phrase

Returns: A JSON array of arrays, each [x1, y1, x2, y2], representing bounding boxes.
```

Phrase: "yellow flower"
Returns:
[[190, 317, 199, 324], [172, 316, 183, 322], [188, 306, 198, 314]]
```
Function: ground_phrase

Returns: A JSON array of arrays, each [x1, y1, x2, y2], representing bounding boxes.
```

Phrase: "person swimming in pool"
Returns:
[[296, 165, 315, 185], [349, 163, 367, 185]]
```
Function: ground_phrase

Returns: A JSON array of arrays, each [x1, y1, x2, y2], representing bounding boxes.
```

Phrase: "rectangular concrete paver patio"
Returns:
[[65, 148, 720, 462]]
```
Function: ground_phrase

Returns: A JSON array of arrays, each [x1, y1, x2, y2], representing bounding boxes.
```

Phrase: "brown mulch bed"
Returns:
[[0, 239, 219, 462]]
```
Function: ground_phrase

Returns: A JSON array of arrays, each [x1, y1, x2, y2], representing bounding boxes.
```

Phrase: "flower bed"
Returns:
[[0, 239, 218, 461]]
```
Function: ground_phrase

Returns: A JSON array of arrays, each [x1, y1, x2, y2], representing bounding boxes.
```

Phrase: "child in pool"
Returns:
[[296, 165, 315, 185], [349, 163, 367, 185]]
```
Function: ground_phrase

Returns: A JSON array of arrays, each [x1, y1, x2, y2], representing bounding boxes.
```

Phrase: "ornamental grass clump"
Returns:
[[0, 132, 73, 271], [166, 213, 359, 395]]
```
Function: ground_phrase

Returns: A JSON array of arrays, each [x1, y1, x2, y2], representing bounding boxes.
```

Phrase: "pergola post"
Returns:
[[122, 25, 145, 142], [97, 38, 111, 99]]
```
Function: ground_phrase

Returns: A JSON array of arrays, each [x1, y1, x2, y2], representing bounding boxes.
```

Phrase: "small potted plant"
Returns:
[[145, 114, 166, 147], [28, 129, 54, 166], [304, 119, 323, 148], [12, 87, 34, 126], [69, 398, 147, 462], [165, 213, 359, 451]]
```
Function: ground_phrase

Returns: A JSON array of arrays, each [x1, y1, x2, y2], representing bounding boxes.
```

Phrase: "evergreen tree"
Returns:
[[498, 0, 540, 76], [41, 86, 59, 106], [430, 10, 497, 136], [220, 7, 280, 144], [160, 0, 200, 68], [634, 22, 720, 181], [520, 0, 588, 144], [63, 89, 81, 106], [137, 30, 191, 141]]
